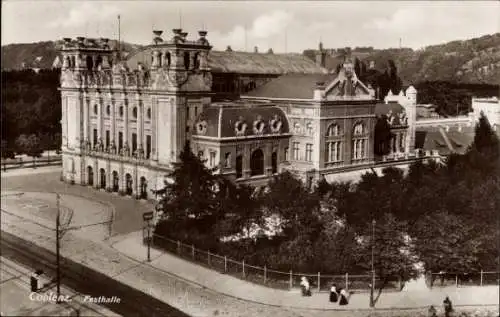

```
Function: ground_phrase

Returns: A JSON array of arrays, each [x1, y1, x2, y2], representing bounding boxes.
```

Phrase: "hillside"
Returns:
[[1, 40, 141, 71], [304, 33, 500, 85]]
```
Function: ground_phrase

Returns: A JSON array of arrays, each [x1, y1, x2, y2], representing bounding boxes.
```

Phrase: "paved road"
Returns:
[[1, 231, 190, 317], [2, 168, 152, 235]]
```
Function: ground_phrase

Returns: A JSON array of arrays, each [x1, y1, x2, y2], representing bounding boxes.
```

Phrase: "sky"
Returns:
[[2, 1, 499, 53]]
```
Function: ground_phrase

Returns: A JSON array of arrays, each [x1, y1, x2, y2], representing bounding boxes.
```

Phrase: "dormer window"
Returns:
[[253, 119, 265, 134], [235, 118, 247, 136], [353, 122, 365, 136]]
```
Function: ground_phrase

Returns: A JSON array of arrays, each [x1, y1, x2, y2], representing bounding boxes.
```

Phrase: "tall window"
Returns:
[[132, 107, 138, 119], [93, 129, 98, 147], [306, 122, 313, 135], [186, 106, 190, 119], [352, 122, 367, 160], [327, 124, 340, 136], [284, 147, 289, 161], [105, 130, 110, 148], [305, 143, 313, 161], [118, 132, 123, 150], [292, 142, 300, 160], [352, 139, 367, 160], [326, 142, 342, 162], [399, 133, 405, 151], [224, 152, 231, 168], [146, 135, 151, 159], [271, 152, 277, 174], [236, 155, 243, 178], [209, 151, 216, 167], [132, 133, 137, 153]]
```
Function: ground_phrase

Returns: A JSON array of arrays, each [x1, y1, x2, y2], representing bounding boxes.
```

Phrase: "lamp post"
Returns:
[[370, 218, 376, 308], [56, 194, 61, 303]]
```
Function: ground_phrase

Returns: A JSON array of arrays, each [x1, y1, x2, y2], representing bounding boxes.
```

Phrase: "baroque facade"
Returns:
[[59, 29, 417, 197]]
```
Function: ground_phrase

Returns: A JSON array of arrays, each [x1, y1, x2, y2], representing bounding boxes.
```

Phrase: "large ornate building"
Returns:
[[59, 29, 417, 198]]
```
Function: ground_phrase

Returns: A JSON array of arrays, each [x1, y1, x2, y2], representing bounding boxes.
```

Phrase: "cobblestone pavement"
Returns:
[[2, 167, 499, 317], [0, 256, 118, 317]]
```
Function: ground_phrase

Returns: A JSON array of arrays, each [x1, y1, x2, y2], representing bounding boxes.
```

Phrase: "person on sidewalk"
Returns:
[[329, 284, 338, 303], [339, 288, 349, 305], [443, 296, 453, 317], [300, 276, 311, 296]]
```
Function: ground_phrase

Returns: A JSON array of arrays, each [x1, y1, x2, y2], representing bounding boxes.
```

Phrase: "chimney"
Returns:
[[316, 51, 326, 68], [254, 46, 258, 53], [267, 48, 274, 54], [226, 45, 233, 52]]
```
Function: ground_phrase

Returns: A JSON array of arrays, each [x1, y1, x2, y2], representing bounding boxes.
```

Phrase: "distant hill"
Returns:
[[304, 33, 500, 85], [1, 40, 142, 71]]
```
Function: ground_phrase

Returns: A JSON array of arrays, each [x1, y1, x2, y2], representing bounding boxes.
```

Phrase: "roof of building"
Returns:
[[192, 103, 290, 138], [242, 73, 336, 99], [415, 125, 475, 155], [126, 48, 327, 75]]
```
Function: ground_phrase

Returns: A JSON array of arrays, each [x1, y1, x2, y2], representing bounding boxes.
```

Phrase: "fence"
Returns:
[[428, 271, 499, 288], [149, 233, 402, 292], [1, 155, 62, 171]]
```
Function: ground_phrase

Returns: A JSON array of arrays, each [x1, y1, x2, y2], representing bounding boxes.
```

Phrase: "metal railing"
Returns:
[[1, 155, 62, 171], [148, 233, 403, 292], [427, 271, 499, 288]]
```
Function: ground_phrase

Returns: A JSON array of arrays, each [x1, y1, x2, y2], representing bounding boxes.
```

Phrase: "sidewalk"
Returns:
[[0, 256, 118, 317], [111, 230, 500, 310], [1, 180, 499, 316]]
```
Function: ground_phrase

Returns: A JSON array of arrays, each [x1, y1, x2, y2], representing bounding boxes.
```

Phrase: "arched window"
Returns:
[[327, 124, 340, 136], [294, 122, 301, 134], [250, 149, 264, 176], [94, 104, 98, 115], [236, 155, 243, 178], [158, 52, 162, 67], [271, 152, 277, 174], [119, 106, 124, 117], [140, 177, 148, 199], [132, 107, 137, 119], [147, 108, 151, 119], [165, 52, 171, 67], [106, 105, 111, 116], [99, 168, 106, 189], [353, 122, 365, 136], [86, 55, 93, 70], [96, 56, 103, 69], [306, 122, 314, 135], [184, 52, 190, 70], [193, 52, 200, 69], [87, 166, 94, 186], [112, 171, 119, 192], [125, 173, 133, 195]]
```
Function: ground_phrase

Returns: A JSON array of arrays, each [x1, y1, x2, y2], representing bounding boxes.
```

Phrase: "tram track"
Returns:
[[1, 231, 191, 317]]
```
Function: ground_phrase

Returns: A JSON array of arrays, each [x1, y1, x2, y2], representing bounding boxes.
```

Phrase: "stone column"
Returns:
[[243, 144, 251, 178], [83, 92, 89, 143], [152, 98, 157, 161], [93, 160, 99, 189], [111, 93, 116, 145], [136, 94, 143, 150], [107, 160, 111, 190], [124, 99, 129, 146], [264, 143, 272, 176]]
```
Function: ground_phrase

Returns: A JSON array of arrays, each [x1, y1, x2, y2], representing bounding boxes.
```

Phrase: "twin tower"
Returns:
[[59, 29, 215, 191]]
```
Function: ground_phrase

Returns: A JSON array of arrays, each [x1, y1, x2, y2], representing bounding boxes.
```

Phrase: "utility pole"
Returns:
[[370, 219, 376, 307], [56, 193, 61, 304]]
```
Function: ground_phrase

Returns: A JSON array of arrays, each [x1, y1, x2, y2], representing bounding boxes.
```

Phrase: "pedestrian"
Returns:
[[428, 305, 437, 317], [329, 283, 338, 303], [443, 296, 453, 317], [300, 276, 311, 296], [339, 287, 349, 305]]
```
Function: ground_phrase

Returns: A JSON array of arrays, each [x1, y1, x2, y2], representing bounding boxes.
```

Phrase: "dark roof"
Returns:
[[242, 73, 337, 99], [126, 48, 327, 75], [415, 126, 475, 155], [192, 103, 290, 138]]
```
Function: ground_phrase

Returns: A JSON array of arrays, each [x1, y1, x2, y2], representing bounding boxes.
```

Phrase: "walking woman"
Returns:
[[339, 288, 349, 305], [329, 284, 338, 303]]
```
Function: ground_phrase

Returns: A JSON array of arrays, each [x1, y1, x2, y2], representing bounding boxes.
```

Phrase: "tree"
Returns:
[[354, 213, 418, 306], [156, 141, 219, 229], [467, 112, 500, 173], [15, 134, 43, 159], [1, 139, 15, 159]]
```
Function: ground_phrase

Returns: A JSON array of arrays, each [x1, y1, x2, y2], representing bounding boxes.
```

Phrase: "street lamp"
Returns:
[[370, 218, 376, 308]]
